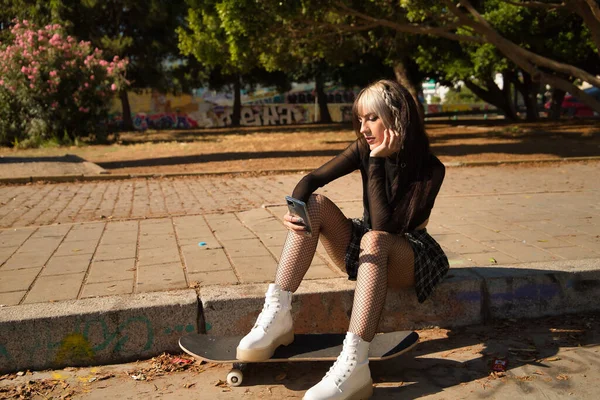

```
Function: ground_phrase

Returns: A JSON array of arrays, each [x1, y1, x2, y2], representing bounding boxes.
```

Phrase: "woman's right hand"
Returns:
[[283, 211, 307, 233]]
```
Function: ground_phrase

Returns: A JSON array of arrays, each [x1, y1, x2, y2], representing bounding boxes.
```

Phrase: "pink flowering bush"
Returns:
[[0, 20, 128, 147]]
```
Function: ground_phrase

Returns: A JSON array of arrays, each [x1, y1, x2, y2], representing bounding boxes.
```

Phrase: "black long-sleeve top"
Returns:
[[292, 137, 445, 233]]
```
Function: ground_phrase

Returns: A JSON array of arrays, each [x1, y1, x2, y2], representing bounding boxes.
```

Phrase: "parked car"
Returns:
[[545, 86, 600, 116]]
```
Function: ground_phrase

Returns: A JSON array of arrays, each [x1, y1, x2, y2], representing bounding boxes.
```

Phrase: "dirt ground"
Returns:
[[1, 312, 598, 399], [1, 119, 599, 176]]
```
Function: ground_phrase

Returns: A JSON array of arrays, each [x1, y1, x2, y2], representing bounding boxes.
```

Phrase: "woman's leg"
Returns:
[[275, 193, 353, 292], [237, 193, 352, 361], [348, 231, 415, 342]]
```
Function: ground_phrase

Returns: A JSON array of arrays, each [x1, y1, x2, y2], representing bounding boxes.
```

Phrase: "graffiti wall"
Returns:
[[108, 90, 494, 130]]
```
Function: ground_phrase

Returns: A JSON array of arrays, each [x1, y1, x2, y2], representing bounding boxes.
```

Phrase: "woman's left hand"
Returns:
[[370, 128, 401, 158]]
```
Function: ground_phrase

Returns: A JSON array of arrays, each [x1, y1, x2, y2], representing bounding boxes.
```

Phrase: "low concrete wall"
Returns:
[[200, 260, 600, 336], [0, 290, 199, 373]]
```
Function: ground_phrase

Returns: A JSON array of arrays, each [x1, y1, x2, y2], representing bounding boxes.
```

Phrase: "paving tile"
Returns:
[[221, 239, 271, 258], [22, 273, 84, 304], [230, 255, 278, 283], [54, 240, 98, 256], [188, 270, 239, 286], [480, 241, 560, 263], [181, 247, 231, 273], [304, 264, 342, 280], [544, 246, 600, 260], [63, 224, 105, 242], [136, 262, 187, 292], [138, 246, 181, 266], [104, 220, 138, 232], [101, 231, 139, 245], [41, 254, 92, 276], [434, 233, 494, 255], [0, 229, 35, 248], [2, 251, 53, 270], [16, 237, 63, 254], [94, 243, 137, 261], [461, 251, 520, 267], [0, 291, 26, 306], [0, 268, 41, 291], [138, 234, 177, 250], [80, 280, 133, 298], [30, 225, 71, 238], [0, 246, 18, 265], [87, 258, 136, 283]]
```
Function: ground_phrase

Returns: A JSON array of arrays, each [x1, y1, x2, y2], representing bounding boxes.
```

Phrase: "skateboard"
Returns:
[[179, 331, 419, 386]]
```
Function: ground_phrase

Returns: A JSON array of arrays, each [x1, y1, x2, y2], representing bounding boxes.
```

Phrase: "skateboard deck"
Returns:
[[179, 331, 419, 363]]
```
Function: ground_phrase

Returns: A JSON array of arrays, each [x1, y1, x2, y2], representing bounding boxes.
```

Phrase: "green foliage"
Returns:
[[0, 20, 128, 147], [443, 86, 482, 105]]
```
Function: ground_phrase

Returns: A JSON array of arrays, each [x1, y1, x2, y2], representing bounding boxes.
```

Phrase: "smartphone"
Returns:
[[285, 196, 313, 237]]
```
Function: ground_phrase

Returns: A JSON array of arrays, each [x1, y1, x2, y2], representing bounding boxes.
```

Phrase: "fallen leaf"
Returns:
[[557, 374, 569, 380], [489, 257, 497, 264]]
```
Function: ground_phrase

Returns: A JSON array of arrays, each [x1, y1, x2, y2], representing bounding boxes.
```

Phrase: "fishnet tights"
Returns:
[[348, 231, 414, 342], [275, 194, 352, 291], [274, 194, 415, 343]]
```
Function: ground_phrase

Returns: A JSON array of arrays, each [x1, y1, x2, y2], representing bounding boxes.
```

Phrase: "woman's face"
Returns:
[[357, 112, 386, 150]]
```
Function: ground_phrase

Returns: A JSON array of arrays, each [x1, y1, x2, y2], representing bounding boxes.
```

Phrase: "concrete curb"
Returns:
[[0, 290, 199, 373], [1, 259, 599, 373], [200, 259, 600, 336], [1, 156, 599, 184]]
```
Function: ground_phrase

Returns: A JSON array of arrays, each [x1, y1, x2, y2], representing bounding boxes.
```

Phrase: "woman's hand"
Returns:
[[283, 211, 307, 233], [370, 128, 401, 158]]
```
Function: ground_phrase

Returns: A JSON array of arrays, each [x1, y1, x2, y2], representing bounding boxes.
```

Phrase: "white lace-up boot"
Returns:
[[236, 283, 294, 361], [303, 332, 372, 400]]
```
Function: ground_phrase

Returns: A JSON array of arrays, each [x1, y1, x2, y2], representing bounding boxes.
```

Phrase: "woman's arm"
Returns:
[[366, 158, 394, 231], [291, 140, 362, 203]]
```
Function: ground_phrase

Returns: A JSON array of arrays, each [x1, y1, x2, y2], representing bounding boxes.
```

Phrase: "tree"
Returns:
[[326, 0, 600, 115], [178, 1, 275, 126]]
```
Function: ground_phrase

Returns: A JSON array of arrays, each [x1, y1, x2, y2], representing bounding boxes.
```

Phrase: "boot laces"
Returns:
[[326, 337, 358, 387], [254, 291, 281, 330]]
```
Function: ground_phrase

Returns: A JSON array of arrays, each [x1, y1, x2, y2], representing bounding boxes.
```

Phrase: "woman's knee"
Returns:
[[306, 193, 330, 209], [360, 230, 393, 250]]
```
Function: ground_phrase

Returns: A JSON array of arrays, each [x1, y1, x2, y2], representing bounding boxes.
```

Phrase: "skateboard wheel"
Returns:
[[227, 369, 243, 386]]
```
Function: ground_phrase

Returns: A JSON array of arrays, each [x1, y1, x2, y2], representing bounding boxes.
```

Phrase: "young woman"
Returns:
[[236, 79, 449, 400]]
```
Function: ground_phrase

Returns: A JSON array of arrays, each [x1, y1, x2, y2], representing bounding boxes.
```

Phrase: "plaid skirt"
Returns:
[[344, 218, 449, 303]]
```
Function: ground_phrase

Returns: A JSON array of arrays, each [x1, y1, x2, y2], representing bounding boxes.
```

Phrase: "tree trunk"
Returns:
[[393, 60, 425, 122], [119, 90, 133, 131], [463, 78, 518, 120], [231, 74, 242, 127], [549, 89, 566, 120], [315, 72, 332, 123], [513, 70, 540, 121]]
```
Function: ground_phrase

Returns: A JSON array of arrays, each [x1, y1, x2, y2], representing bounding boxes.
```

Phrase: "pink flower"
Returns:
[[49, 71, 57, 77], [111, 83, 117, 91], [51, 101, 58, 108], [90, 75, 95, 80]]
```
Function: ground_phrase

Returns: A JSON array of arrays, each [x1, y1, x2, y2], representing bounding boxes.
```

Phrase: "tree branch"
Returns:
[[334, 2, 484, 43], [566, 0, 600, 52], [500, 0, 568, 10]]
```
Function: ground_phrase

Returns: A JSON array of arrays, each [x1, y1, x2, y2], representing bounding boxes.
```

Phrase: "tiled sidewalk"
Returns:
[[1, 162, 598, 229], [1, 162, 599, 307]]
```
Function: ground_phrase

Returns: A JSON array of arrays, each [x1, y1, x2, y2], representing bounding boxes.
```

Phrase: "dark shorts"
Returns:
[[343, 218, 449, 303]]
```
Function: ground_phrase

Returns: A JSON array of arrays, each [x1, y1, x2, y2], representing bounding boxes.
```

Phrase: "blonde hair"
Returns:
[[352, 80, 412, 145], [351, 79, 432, 233]]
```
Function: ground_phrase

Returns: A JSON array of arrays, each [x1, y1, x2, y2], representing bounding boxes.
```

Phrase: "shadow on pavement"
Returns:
[[96, 149, 341, 169], [240, 313, 599, 398], [0, 154, 87, 164]]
